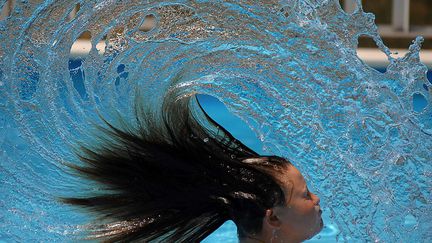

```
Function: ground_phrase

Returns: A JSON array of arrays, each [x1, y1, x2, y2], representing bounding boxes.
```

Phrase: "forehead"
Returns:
[[280, 165, 306, 192]]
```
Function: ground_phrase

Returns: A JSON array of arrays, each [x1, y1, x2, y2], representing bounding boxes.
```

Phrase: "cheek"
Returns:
[[282, 202, 316, 225], [292, 203, 321, 237], [279, 204, 317, 238], [296, 201, 317, 217]]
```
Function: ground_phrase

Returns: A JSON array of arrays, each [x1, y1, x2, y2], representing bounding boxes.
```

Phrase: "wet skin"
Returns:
[[241, 164, 323, 243]]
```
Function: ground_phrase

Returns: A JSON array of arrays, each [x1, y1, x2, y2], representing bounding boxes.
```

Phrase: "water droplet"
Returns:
[[395, 155, 406, 165], [404, 214, 417, 226], [117, 64, 125, 73], [139, 14, 156, 32]]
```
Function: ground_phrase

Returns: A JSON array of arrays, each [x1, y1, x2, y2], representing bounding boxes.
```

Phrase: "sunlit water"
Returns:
[[0, 0, 431, 242]]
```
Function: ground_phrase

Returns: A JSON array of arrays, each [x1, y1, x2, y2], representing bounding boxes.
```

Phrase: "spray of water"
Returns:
[[0, 0, 430, 241]]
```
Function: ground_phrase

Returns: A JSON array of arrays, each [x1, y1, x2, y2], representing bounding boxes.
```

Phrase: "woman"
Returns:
[[63, 94, 322, 242]]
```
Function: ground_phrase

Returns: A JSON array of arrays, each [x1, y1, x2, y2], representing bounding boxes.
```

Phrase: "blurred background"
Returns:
[[341, 0, 432, 48], [340, 0, 432, 68]]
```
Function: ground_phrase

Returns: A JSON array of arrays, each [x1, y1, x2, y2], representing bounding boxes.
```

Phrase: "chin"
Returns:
[[307, 218, 324, 240]]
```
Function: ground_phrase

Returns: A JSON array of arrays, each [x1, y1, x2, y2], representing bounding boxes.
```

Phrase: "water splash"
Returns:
[[0, 0, 430, 241]]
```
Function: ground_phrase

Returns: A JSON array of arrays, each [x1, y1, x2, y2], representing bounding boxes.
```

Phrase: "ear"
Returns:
[[263, 208, 282, 228]]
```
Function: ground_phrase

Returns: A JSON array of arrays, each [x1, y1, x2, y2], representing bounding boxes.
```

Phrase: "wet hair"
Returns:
[[62, 93, 292, 242]]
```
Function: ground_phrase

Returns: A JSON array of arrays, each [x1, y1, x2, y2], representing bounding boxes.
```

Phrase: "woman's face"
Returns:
[[269, 165, 323, 242]]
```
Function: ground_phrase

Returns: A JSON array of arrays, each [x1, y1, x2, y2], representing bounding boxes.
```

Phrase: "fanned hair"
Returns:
[[63, 93, 291, 242]]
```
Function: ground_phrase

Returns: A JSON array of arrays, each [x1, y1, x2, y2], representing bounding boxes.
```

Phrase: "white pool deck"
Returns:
[[69, 40, 432, 68]]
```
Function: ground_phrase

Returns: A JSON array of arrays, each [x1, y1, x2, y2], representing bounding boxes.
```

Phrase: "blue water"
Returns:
[[1, 1, 431, 242], [197, 68, 432, 242]]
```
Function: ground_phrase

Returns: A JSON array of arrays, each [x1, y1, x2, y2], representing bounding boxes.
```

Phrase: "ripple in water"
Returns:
[[0, 0, 430, 242]]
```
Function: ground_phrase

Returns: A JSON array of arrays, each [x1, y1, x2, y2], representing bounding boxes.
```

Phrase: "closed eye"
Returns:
[[305, 188, 312, 200]]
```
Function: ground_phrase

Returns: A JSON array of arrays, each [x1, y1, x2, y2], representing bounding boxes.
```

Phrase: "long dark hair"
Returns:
[[63, 92, 291, 242]]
